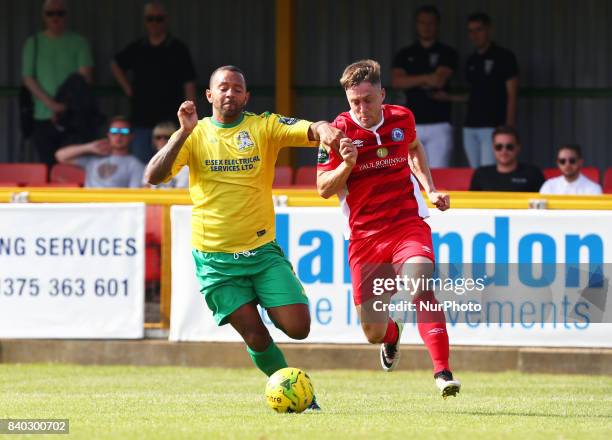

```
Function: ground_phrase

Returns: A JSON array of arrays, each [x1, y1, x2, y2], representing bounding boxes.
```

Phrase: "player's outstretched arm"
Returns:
[[308, 121, 344, 153], [144, 101, 197, 185], [408, 138, 450, 211], [317, 138, 356, 199]]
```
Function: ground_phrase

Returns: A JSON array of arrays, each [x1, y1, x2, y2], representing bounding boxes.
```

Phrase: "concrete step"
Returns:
[[1, 340, 610, 375]]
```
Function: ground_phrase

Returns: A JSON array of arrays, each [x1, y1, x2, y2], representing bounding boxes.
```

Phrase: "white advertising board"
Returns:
[[170, 207, 612, 347], [0, 203, 145, 339]]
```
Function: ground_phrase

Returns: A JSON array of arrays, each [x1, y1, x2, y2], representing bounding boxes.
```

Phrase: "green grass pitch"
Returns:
[[1, 364, 611, 439]]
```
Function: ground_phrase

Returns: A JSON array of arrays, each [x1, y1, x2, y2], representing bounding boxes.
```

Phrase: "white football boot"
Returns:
[[434, 369, 461, 399]]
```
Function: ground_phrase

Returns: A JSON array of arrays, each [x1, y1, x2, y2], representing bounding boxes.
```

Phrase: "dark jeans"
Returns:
[[31, 120, 65, 171]]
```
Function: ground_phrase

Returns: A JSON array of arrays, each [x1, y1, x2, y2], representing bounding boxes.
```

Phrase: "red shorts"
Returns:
[[348, 219, 435, 305]]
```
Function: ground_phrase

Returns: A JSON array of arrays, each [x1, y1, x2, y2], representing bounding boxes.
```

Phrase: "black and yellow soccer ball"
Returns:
[[265, 367, 314, 413]]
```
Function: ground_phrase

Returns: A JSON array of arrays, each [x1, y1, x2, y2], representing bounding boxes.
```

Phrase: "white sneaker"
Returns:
[[380, 321, 404, 372], [434, 369, 461, 399]]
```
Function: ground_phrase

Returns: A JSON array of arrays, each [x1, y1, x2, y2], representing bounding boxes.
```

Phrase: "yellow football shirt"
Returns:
[[166, 112, 317, 252]]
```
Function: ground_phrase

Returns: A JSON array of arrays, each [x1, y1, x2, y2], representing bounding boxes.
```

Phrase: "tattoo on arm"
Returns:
[[144, 130, 190, 185]]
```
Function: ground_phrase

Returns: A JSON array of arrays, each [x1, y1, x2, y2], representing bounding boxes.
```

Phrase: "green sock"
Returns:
[[247, 341, 288, 376]]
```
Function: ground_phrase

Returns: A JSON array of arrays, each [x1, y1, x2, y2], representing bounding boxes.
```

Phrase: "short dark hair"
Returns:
[[340, 59, 381, 89], [109, 115, 131, 127], [468, 12, 491, 26], [492, 125, 520, 144], [209, 65, 246, 88], [557, 144, 582, 158], [415, 5, 440, 22]]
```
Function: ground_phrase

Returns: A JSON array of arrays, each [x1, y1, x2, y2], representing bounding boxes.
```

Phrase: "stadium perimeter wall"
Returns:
[[1, 340, 611, 375]]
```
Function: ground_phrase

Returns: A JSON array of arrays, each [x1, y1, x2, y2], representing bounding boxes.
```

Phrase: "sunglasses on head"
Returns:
[[494, 143, 515, 152], [154, 134, 171, 141], [145, 15, 166, 23], [109, 127, 130, 135], [558, 157, 577, 165], [45, 9, 67, 18]]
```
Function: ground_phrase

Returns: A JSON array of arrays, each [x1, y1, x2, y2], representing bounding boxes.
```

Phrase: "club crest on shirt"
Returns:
[[278, 116, 300, 125], [236, 130, 255, 151], [429, 52, 439, 67], [317, 147, 329, 164], [484, 59, 494, 75], [391, 128, 404, 142], [376, 147, 389, 158]]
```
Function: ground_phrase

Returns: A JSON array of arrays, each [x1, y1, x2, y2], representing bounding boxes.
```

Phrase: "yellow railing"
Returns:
[[1, 186, 611, 329], [2, 187, 612, 209]]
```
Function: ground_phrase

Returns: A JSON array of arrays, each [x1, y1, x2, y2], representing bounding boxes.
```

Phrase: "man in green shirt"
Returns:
[[21, 0, 93, 169]]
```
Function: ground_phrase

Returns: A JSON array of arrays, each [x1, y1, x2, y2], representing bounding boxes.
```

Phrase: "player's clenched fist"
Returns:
[[177, 101, 198, 133], [316, 123, 345, 154], [339, 137, 357, 168], [428, 191, 450, 211]]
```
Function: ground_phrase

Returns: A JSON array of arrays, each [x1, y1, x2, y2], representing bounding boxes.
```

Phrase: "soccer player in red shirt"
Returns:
[[317, 59, 460, 398]]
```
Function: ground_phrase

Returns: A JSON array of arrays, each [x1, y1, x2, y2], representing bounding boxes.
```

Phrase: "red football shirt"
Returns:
[[317, 104, 429, 239]]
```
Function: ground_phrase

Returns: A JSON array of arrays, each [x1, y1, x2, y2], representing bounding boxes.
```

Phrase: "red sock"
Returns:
[[382, 318, 399, 344], [414, 291, 450, 373]]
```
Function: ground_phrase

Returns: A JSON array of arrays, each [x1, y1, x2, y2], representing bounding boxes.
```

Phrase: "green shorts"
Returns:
[[192, 240, 309, 325]]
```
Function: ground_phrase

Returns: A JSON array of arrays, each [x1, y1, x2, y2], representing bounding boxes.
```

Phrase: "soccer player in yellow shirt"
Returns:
[[145, 66, 343, 410]]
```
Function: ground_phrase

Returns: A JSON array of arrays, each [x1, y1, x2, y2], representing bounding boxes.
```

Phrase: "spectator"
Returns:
[[463, 13, 518, 168], [22, 0, 94, 169], [540, 145, 602, 195], [392, 5, 458, 168], [111, 1, 197, 165], [470, 126, 544, 192], [55, 116, 144, 188], [150, 121, 188, 188]]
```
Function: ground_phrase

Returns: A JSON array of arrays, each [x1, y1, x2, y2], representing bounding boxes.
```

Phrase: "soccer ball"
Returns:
[[265, 367, 314, 413]]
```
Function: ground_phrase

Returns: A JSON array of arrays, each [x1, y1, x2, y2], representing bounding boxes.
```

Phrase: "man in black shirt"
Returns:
[[392, 5, 458, 168], [470, 126, 544, 192], [111, 1, 196, 163], [464, 13, 518, 168]]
